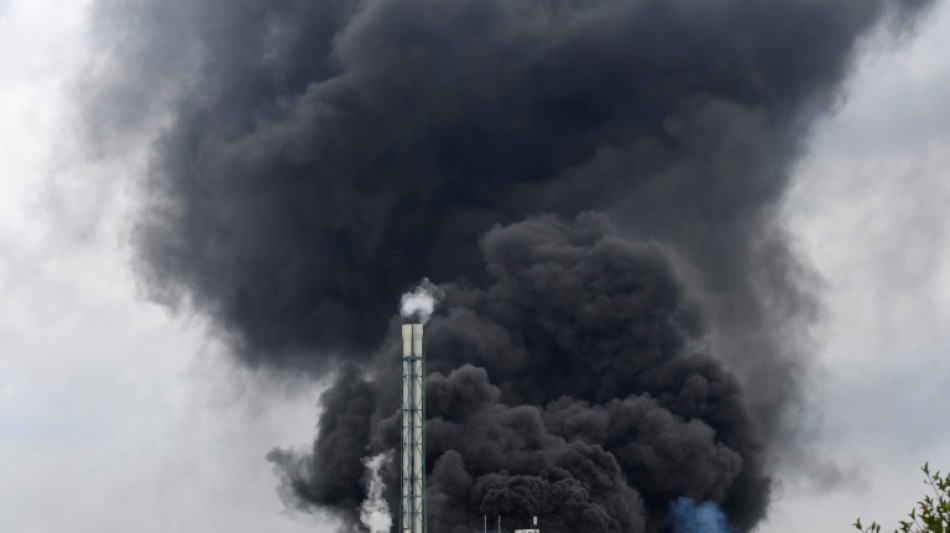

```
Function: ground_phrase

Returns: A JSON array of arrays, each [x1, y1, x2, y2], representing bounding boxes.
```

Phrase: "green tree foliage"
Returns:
[[854, 463, 950, 533]]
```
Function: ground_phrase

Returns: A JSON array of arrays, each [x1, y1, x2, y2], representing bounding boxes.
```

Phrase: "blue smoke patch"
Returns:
[[668, 497, 733, 533]]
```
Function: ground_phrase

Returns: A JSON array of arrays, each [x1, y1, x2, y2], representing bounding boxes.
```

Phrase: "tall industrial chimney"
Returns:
[[401, 323, 427, 533]]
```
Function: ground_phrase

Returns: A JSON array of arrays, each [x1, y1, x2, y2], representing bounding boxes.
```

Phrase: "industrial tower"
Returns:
[[401, 323, 427, 533]]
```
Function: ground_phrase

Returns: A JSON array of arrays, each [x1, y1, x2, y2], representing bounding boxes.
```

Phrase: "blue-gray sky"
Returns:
[[0, 1, 948, 531]]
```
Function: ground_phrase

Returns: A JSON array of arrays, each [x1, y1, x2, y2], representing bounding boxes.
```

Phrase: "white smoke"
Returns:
[[399, 278, 443, 324], [360, 452, 393, 533]]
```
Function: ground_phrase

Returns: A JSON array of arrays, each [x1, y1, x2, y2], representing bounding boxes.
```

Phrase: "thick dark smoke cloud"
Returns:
[[82, 0, 933, 531], [272, 215, 767, 531]]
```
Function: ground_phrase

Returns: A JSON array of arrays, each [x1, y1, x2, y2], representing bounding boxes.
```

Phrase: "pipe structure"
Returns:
[[401, 324, 427, 533]]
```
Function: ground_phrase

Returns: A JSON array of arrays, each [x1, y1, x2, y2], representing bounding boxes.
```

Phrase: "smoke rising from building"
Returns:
[[80, 0, 934, 531], [273, 215, 769, 531]]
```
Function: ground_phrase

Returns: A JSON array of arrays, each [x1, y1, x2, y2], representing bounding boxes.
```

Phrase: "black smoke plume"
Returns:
[[272, 214, 766, 531], [81, 0, 933, 531]]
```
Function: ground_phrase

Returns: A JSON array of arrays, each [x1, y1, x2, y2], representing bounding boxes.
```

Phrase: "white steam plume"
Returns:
[[399, 278, 443, 324], [360, 452, 393, 533]]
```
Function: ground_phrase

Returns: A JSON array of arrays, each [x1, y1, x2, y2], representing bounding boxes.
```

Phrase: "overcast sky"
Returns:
[[1, 1, 948, 532]]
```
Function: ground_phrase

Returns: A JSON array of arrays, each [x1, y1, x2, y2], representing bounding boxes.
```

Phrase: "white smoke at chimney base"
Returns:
[[359, 452, 394, 533]]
